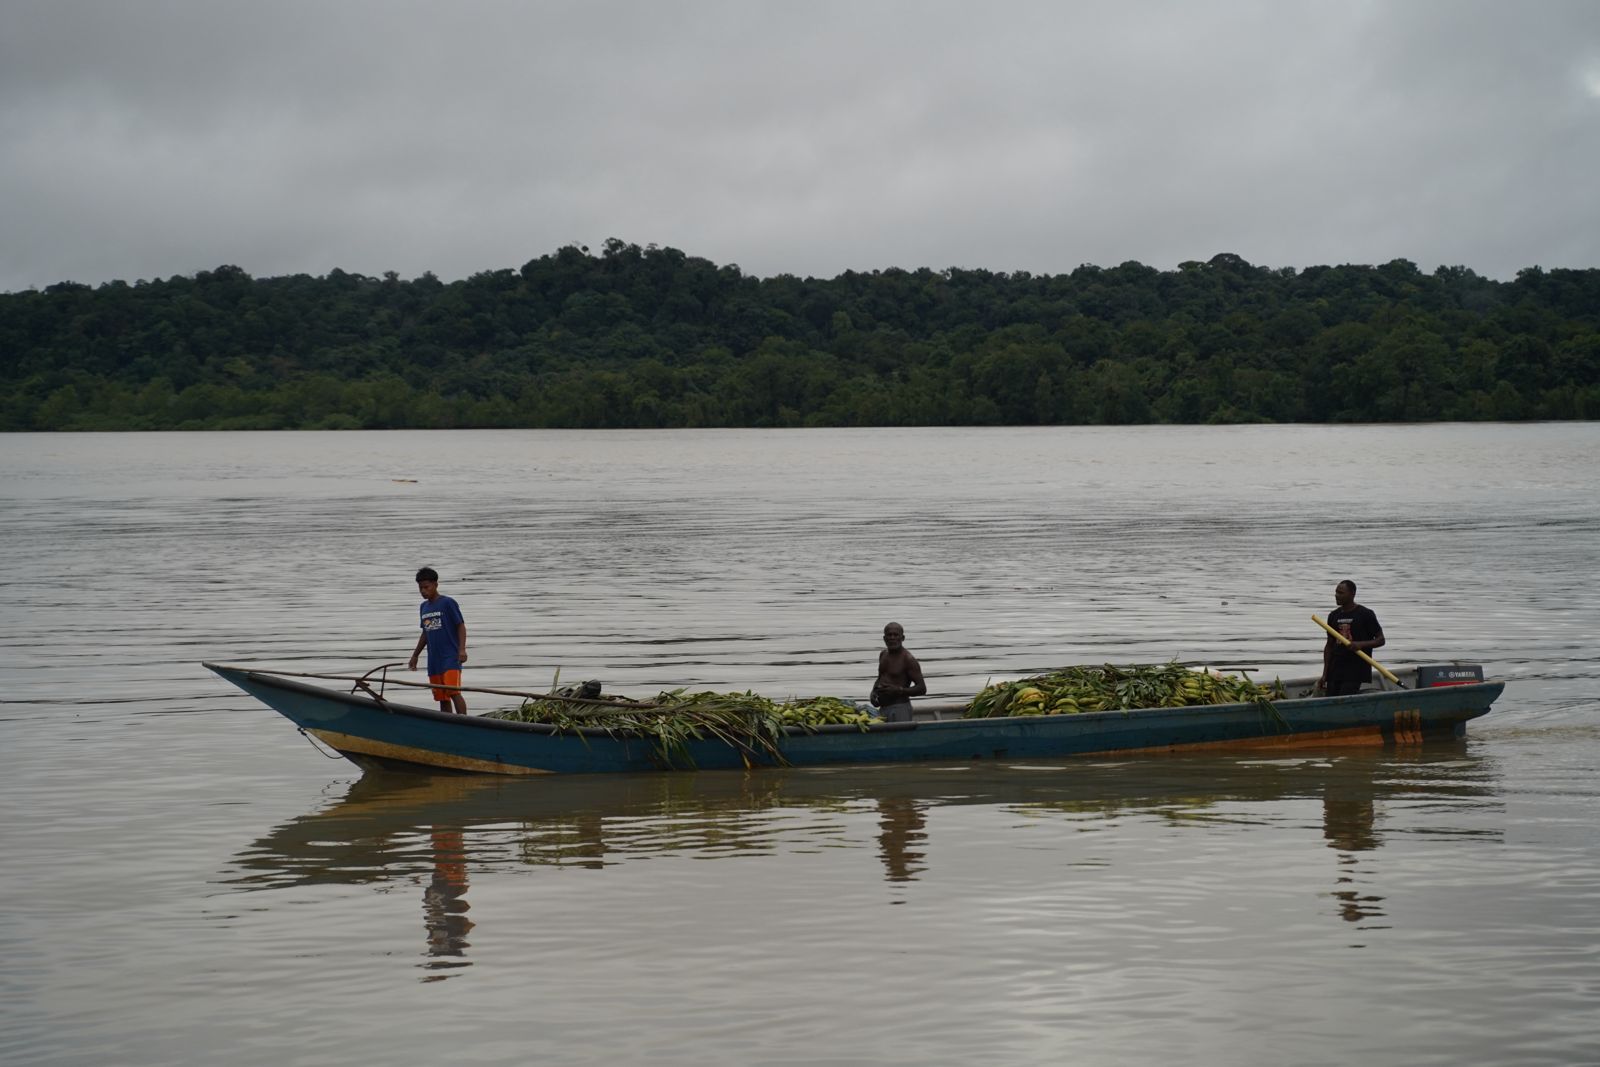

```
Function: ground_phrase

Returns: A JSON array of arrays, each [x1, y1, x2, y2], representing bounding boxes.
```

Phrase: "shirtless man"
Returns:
[[872, 622, 927, 723]]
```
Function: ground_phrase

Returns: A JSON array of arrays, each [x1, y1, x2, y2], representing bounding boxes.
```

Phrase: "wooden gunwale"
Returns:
[[203, 665, 927, 737]]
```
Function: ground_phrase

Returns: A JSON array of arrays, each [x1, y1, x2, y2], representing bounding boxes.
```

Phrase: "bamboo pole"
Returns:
[[1311, 615, 1403, 687], [228, 664, 665, 708]]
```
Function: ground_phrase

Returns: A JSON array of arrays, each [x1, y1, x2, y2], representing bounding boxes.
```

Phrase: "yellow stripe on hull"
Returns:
[[308, 729, 555, 775], [1090, 722, 1394, 757]]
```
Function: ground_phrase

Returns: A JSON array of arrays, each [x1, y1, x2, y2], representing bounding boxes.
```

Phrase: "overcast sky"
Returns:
[[3, 0, 1598, 292]]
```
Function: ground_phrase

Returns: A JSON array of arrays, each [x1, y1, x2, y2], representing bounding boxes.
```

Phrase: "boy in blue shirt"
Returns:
[[408, 567, 468, 714]]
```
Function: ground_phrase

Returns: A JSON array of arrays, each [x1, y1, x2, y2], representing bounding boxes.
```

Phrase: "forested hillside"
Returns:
[[4, 240, 1598, 430]]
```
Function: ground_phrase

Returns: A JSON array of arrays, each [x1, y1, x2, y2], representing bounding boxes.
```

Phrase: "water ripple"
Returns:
[[4, 426, 1600, 1065]]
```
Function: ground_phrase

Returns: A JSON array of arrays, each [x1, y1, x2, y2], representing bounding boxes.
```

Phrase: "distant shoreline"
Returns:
[[7, 244, 1597, 430]]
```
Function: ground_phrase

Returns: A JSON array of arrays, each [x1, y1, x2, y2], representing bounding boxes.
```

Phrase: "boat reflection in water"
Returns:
[[421, 828, 473, 980], [227, 744, 1500, 978], [876, 796, 927, 887]]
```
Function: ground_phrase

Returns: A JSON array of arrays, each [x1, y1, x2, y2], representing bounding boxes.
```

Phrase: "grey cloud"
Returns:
[[2, 0, 1597, 292]]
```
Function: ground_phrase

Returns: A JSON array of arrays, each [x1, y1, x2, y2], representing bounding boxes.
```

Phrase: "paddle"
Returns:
[[1312, 614, 1405, 688]]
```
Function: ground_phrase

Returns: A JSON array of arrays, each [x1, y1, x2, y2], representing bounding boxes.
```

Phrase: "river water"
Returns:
[[2, 424, 1597, 1066]]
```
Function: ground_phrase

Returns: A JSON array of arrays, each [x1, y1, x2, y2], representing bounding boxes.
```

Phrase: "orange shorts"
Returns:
[[429, 669, 462, 701]]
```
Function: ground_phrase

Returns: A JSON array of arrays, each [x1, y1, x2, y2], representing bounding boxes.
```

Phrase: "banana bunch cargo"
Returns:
[[964, 663, 1285, 718], [485, 688, 875, 771], [488, 689, 876, 729], [776, 695, 879, 727]]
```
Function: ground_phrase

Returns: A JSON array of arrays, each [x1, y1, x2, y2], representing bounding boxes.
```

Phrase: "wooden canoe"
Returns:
[[205, 662, 1505, 777]]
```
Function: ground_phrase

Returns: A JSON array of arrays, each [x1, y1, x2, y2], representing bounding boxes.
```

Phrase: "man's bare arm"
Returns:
[[904, 655, 927, 698]]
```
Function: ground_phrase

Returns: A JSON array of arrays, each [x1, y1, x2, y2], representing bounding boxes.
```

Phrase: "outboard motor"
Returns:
[[1416, 664, 1485, 687]]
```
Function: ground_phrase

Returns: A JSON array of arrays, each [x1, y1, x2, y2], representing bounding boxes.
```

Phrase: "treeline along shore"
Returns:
[[4, 240, 1599, 430]]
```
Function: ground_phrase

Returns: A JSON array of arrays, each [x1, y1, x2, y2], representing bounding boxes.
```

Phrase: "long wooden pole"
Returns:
[[238, 664, 666, 708], [1312, 614, 1403, 687]]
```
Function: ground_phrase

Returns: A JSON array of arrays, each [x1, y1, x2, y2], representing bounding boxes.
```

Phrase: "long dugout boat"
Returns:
[[205, 661, 1505, 777]]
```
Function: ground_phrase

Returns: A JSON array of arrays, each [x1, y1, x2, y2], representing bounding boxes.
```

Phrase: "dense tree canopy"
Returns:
[[4, 240, 1598, 430]]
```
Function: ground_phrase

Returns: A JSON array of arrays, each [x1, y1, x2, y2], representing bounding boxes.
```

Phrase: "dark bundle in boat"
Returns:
[[965, 663, 1284, 718], [484, 688, 875, 769]]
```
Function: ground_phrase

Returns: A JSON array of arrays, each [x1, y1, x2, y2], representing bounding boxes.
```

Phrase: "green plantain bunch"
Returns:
[[488, 688, 875, 728], [964, 663, 1285, 719], [483, 687, 877, 769]]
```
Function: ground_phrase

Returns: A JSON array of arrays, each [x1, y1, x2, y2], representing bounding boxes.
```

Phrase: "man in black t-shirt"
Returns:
[[1320, 579, 1385, 696]]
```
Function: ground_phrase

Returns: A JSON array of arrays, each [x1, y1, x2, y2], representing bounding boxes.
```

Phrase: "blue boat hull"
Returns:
[[205, 663, 1505, 776]]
